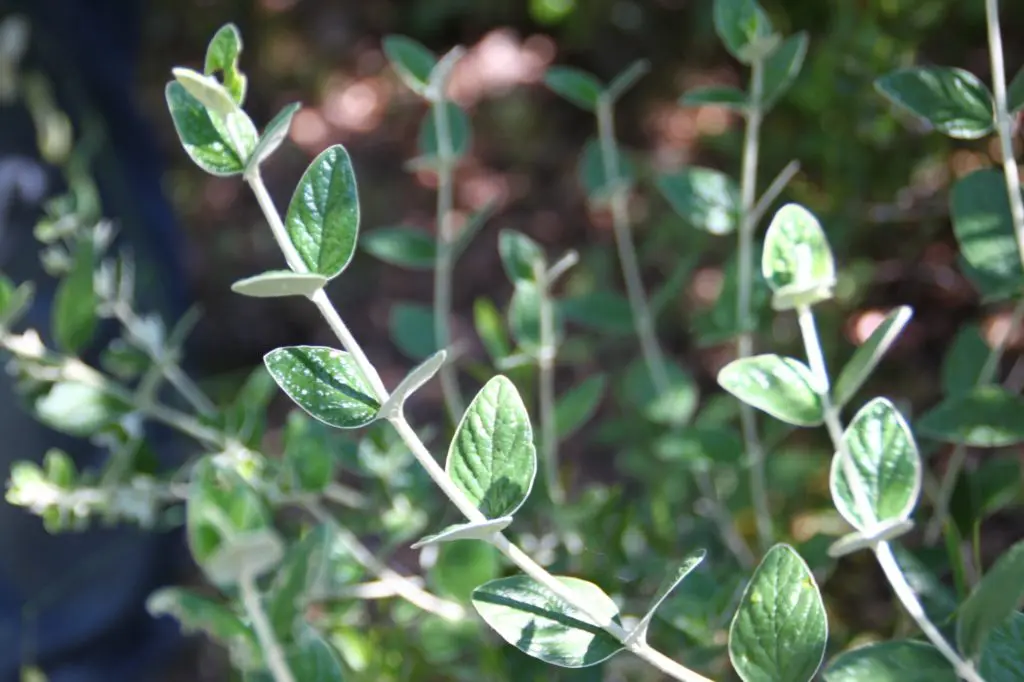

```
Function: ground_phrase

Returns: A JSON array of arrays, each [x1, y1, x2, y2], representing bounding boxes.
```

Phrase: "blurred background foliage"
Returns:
[[130, 0, 1024, 679]]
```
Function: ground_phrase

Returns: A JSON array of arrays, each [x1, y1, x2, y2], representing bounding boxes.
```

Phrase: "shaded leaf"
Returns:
[[52, 239, 96, 353], [555, 374, 607, 440], [942, 324, 989, 397], [622, 359, 699, 426], [679, 85, 747, 111], [545, 67, 604, 111], [875, 67, 994, 140], [165, 81, 257, 176], [762, 32, 809, 108], [361, 226, 437, 270], [632, 549, 706, 643], [246, 102, 300, 173], [916, 386, 1024, 447], [264, 346, 380, 429], [472, 575, 624, 668], [499, 230, 545, 284], [823, 640, 958, 682], [957, 540, 1024, 659], [656, 167, 741, 235], [950, 169, 1024, 299], [389, 302, 436, 361], [979, 611, 1024, 682], [559, 291, 634, 335], [713, 0, 777, 64], [474, 297, 511, 363], [446, 376, 537, 518], [833, 306, 913, 408], [578, 137, 635, 204], [383, 35, 437, 95], [417, 101, 472, 161]]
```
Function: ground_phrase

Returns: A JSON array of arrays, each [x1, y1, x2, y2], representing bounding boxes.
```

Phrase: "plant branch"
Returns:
[[239, 569, 296, 682], [304, 500, 466, 621], [537, 262, 562, 504], [796, 305, 983, 682], [737, 57, 773, 553], [431, 98, 465, 422], [246, 175, 718, 682], [925, 296, 1024, 543]]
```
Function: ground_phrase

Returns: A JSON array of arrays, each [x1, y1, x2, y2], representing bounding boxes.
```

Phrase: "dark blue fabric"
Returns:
[[0, 2, 193, 680]]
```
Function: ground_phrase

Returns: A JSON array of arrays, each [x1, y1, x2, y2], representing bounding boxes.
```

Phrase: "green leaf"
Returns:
[[653, 426, 744, 470], [555, 374, 607, 440], [383, 35, 437, 95], [230, 270, 327, 299], [718, 354, 823, 426], [378, 350, 447, 418], [52, 239, 96, 353], [544, 66, 604, 111], [472, 575, 624, 668], [361, 226, 437, 270], [204, 23, 247, 105], [446, 376, 537, 518], [204, 528, 285, 586], [950, 457, 1022, 538], [623, 359, 699, 426], [281, 412, 336, 492], [389, 302, 436, 360], [916, 386, 1024, 447], [285, 145, 361, 278], [713, 0, 777, 64], [474, 297, 511, 363], [957, 540, 1024, 659], [1008, 67, 1024, 114], [979, 611, 1024, 681], [267, 525, 331, 638], [146, 588, 258, 666], [246, 102, 300, 173], [761, 203, 836, 310], [264, 345, 380, 429], [656, 167, 741, 235], [165, 81, 257, 176], [632, 549, 706, 643], [829, 398, 921, 531], [578, 137, 635, 205], [762, 32, 809, 108], [411, 517, 513, 549], [509, 281, 543, 352], [729, 544, 827, 682], [245, 623, 345, 682], [559, 291, 634, 335], [34, 382, 124, 437], [433, 539, 501, 604], [950, 169, 1024, 297], [679, 85, 748, 111], [172, 67, 238, 117], [833, 306, 913, 408], [823, 640, 958, 682], [416, 101, 472, 161], [875, 67, 994, 140], [942, 324, 989, 397], [499, 230, 545, 284]]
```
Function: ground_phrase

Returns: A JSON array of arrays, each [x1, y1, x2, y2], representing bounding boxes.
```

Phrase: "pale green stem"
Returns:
[[239, 569, 297, 682], [737, 58, 773, 553], [431, 98, 465, 422], [925, 296, 1024, 543], [986, 0, 1024, 270], [537, 263, 562, 504], [597, 96, 754, 569], [797, 306, 984, 682], [304, 501, 466, 621], [247, 176, 718, 682]]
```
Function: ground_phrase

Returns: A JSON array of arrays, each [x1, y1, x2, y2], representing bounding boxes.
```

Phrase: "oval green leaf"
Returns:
[[713, 0, 776, 64], [204, 528, 285, 586], [762, 32, 809, 108], [555, 374, 607, 440], [474, 297, 511, 363], [285, 144, 361, 278], [762, 203, 835, 308], [559, 291, 634, 336], [623, 358, 699, 426], [472, 575, 624, 668], [389, 302, 436, 360], [245, 102, 300, 174], [916, 385, 1024, 447], [830, 398, 921, 531], [832, 306, 913, 408], [230, 270, 327, 299], [417, 101, 472, 162], [656, 167, 741, 235], [950, 169, 1024, 299], [204, 22, 247, 104], [578, 137, 635, 205], [875, 67, 994, 140], [679, 85, 748, 111], [383, 35, 437, 95], [498, 229, 545, 284], [942, 324, 989, 397], [52, 240, 97, 353], [544, 66, 604, 111], [979, 611, 1024, 682], [823, 640, 959, 682], [147, 588, 258, 663], [165, 81, 256, 176], [264, 345, 380, 429], [361, 226, 437, 270], [410, 516, 513, 549], [957, 540, 1024, 659], [718, 354, 823, 426], [729, 543, 827, 682], [446, 376, 537, 518]]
